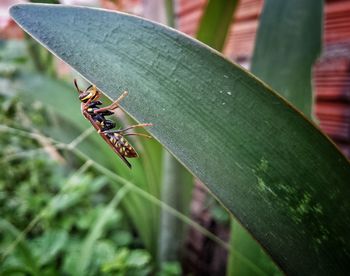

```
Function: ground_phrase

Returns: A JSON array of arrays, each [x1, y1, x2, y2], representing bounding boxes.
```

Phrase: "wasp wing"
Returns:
[[82, 109, 132, 168]]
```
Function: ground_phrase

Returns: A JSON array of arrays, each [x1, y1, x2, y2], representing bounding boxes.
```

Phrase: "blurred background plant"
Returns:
[[1, 0, 348, 275], [0, 1, 217, 275], [0, 35, 159, 275]]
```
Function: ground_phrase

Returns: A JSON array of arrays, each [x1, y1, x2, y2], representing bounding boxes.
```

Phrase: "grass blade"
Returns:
[[76, 185, 130, 275]]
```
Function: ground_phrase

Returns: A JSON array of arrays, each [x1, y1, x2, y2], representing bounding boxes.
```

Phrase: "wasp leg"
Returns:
[[103, 123, 152, 138], [123, 133, 152, 138], [102, 130, 152, 139], [103, 123, 152, 133], [117, 123, 153, 132], [82, 88, 101, 111], [93, 91, 128, 114], [88, 100, 103, 107]]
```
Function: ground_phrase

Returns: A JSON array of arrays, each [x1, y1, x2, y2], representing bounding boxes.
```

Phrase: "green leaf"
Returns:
[[10, 4, 350, 275], [193, 1, 279, 274], [229, 1, 323, 275], [0, 219, 39, 274], [197, 0, 239, 51], [101, 247, 151, 274], [76, 185, 130, 275], [158, 261, 182, 276], [32, 229, 68, 266], [228, 220, 282, 276], [251, 1, 322, 118], [127, 250, 151, 267], [158, 151, 193, 262]]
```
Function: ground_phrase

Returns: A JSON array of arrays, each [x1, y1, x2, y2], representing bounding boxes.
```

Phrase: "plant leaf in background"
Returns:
[[196, 0, 239, 50], [33, 229, 68, 266], [76, 185, 130, 275], [251, 1, 322, 119], [10, 4, 350, 275], [229, 1, 323, 275], [0, 219, 40, 275]]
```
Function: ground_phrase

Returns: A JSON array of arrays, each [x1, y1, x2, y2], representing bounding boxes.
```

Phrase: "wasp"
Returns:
[[74, 79, 152, 168]]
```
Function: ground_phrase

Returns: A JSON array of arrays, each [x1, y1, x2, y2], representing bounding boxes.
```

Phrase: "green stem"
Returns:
[[158, 151, 193, 263], [197, 0, 239, 51], [164, 0, 175, 28]]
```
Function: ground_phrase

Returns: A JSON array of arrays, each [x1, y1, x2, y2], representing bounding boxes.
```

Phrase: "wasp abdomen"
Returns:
[[107, 133, 137, 158]]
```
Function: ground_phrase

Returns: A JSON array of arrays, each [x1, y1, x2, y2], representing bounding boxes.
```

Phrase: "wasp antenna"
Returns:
[[74, 79, 82, 93]]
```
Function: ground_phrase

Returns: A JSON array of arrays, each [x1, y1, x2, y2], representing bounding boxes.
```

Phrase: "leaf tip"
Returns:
[[10, 3, 47, 23], [9, 4, 25, 20]]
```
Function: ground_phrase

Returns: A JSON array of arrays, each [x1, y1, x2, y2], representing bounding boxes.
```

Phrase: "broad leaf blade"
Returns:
[[251, 1, 322, 118], [229, 1, 323, 275], [10, 4, 350, 275]]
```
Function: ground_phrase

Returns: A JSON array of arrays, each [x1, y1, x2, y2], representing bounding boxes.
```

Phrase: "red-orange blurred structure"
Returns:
[[315, 0, 350, 157]]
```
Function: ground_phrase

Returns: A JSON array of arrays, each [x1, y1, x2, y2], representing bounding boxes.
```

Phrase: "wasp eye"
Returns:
[[79, 92, 91, 102]]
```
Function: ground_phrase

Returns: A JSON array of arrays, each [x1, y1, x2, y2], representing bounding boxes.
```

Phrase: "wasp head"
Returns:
[[74, 79, 99, 103], [79, 85, 99, 102]]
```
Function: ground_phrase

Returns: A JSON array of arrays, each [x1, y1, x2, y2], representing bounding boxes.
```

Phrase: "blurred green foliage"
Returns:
[[0, 39, 176, 275]]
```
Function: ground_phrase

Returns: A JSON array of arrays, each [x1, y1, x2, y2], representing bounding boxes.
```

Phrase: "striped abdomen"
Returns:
[[106, 132, 137, 158]]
